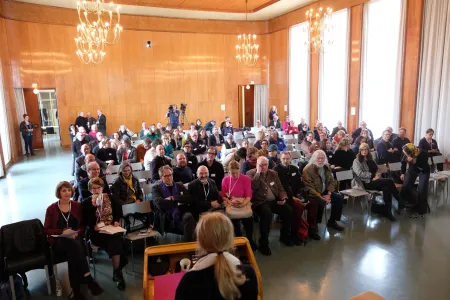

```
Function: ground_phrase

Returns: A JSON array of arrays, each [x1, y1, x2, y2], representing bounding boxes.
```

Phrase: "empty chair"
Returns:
[[106, 174, 119, 185], [131, 162, 143, 171], [107, 164, 120, 174], [134, 170, 152, 181]]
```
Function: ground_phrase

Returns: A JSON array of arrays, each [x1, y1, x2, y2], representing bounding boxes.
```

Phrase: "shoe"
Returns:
[[87, 279, 104, 296], [308, 228, 321, 241], [68, 290, 86, 300], [291, 235, 304, 246], [279, 237, 293, 247], [385, 213, 397, 222], [113, 269, 126, 290], [409, 213, 424, 219], [327, 221, 345, 231], [249, 240, 258, 251], [259, 245, 272, 256]]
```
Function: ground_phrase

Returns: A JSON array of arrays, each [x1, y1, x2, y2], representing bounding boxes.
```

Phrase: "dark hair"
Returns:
[[247, 147, 258, 158], [319, 139, 330, 151], [426, 128, 434, 134], [235, 147, 247, 159], [55, 181, 74, 199], [23, 114, 28, 119], [151, 138, 163, 148], [143, 137, 152, 147], [88, 177, 104, 190], [261, 139, 268, 145], [122, 137, 132, 147], [184, 142, 192, 147], [207, 146, 217, 155], [357, 149, 373, 162]]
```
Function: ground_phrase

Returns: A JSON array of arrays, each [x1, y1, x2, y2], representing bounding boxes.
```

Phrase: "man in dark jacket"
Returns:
[[330, 121, 347, 137], [208, 126, 225, 147], [351, 121, 374, 145], [78, 162, 111, 201], [96, 110, 107, 135], [187, 166, 222, 219], [197, 147, 225, 191], [75, 112, 88, 130], [86, 112, 96, 133], [151, 145, 172, 181], [173, 153, 194, 184], [189, 131, 207, 155], [151, 165, 195, 241], [182, 142, 198, 174], [268, 114, 281, 129], [392, 127, 410, 160]]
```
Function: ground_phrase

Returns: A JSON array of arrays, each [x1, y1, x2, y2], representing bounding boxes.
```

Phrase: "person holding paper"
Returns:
[[44, 181, 103, 299], [82, 177, 128, 290]]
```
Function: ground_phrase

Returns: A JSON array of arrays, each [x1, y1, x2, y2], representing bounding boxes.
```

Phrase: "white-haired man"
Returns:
[[187, 166, 222, 219], [302, 150, 345, 237]]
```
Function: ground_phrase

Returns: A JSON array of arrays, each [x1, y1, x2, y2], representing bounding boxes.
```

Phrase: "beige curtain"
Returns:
[[254, 84, 268, 126]]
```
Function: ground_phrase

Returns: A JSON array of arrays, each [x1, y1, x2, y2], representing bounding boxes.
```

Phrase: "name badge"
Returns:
[[292, 173, 296, 176], [270, 181, 275, 186], [211, 174, 216, 178], [181, 191, 183, 195], [194, 148, 198, 151], [188, 161, 192, 164]]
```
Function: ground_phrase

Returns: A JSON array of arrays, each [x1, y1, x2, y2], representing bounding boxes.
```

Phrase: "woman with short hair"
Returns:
[[175, 212, 258, 300], [97, 138, 119, 166], [89, 124, 99, 139], [44, 181, 103, 299], [82, 177, 128, 290], [117, 137, 137, 163], [111, 161, 143, 205], [19, 113, 35, 156]]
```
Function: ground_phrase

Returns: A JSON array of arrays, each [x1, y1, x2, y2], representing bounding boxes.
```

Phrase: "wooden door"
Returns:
[[238, 85, 255, 128], [23, 89, 44, 149]]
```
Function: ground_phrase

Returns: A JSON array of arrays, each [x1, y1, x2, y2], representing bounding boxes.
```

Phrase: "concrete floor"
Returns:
[[1, 137, 450, 300]]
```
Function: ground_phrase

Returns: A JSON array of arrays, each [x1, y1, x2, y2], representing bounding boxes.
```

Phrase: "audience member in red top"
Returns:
[[136, 138, 152, 165], [282, 116, 290, 132], [89, 124, 99, 139], [286, 120, 299, 135]]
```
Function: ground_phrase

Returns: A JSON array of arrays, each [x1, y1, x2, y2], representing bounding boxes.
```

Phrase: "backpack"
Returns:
[[297, 219, 309, 246], [0, 274, 26, 300]]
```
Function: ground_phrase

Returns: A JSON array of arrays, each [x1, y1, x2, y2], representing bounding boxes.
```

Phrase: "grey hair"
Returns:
[[119, 160, 132, 173], [87, 161, 99, 171], [308, 150, 329, 167], [257, 156, 269, 164], [158, 165, 173, 178]]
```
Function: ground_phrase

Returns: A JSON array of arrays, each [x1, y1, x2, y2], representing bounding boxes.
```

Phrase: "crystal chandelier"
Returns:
[[75, 0, 123, 64], [304, 6, 334, 53], [236, 0, 259, 66]]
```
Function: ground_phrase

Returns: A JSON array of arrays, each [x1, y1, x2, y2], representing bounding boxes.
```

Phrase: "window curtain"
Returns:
[[0, 65, 11, 165], [318, 8, 350, 129], [415, 0, 450, 157], [360, 0, 406, 139], [14, 88, 26, 155], [254, 84, 269, 126], [289, 22, 310, 125]]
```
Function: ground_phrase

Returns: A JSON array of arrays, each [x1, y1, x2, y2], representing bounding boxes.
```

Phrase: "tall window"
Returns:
[[0, 67, 11, 166], [360, 0, 405, 138], [289, 22, 310, 125], [319, 8, 350, 130]]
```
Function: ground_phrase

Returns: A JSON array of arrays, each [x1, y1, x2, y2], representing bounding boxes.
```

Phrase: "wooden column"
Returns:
[[400, 0, 424, 140], [347, 4, 363, 134], [309, 52, 319, 127]]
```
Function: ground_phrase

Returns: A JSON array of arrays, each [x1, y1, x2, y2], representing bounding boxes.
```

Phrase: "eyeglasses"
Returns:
[[184, 145, 191, 148], [162, 174, 173, 178], [207, 152, 216, 155]]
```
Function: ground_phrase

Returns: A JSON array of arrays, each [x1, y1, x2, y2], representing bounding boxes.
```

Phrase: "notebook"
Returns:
[[154, 272, 185, 300]]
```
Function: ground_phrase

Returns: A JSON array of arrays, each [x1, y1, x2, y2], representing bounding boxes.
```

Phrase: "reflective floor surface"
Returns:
[[1, 142, 450, 300]]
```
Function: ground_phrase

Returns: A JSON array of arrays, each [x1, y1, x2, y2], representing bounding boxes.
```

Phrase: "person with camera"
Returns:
[[166, 104, 180, 128]]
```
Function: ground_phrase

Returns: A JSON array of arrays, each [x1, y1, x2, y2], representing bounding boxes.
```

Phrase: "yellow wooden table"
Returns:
[[143, 237, 263, 300]]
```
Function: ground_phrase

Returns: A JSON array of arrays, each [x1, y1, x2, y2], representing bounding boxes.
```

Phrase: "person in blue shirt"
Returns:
[[269, 131, 287, 152], [166, 104, 180, 128]]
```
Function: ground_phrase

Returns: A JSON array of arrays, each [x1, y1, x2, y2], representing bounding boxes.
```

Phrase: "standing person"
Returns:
[[166, 104, 180, 129], [269, 106, 277, 122], [96, 110, 107, 135], [400, 144, 430, 218], [44, 181, 103, 299], [86, 113, 96, 133], [175, 212, 258, 300], [203, 120, 216, 134], [330, 121, 347, 137], [20, 114, 35, 156], [75, 112, 88, 130], [418, 128, 443, 171]]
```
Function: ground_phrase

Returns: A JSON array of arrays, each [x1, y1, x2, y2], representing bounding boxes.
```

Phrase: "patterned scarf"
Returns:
[[123, 175, 136, 202]]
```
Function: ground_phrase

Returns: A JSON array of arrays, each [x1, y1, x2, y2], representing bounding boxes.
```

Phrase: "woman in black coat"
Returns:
[[19, 114, 35, 156], [111, 161, 143, 205]]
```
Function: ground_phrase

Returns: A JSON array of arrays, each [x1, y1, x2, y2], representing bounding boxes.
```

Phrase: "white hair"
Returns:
[[308, 150, 329, 167]]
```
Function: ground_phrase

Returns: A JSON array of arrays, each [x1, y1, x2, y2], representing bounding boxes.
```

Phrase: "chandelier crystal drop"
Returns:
[[75, 0, 123, 64], [236, 0, 259, 66], [304, 6, 334, 54]]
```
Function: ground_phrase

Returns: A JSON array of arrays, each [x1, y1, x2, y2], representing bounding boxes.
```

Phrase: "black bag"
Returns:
[[0, 274, 26, 300], [147, 255, 170, 277], [123, 213, 149, 233]]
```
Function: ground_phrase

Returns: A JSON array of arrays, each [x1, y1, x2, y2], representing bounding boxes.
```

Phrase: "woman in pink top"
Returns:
[[282, 115, 290, 132], [221, 161, 257, 250], [89, 124, 99, 138]]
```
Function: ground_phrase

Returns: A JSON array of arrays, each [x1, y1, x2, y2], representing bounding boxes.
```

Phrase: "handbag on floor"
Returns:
[[225, 198, 253, 219]]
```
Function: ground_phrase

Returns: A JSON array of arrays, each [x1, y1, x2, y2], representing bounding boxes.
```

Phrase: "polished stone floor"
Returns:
[[1, 138, 450, 300]]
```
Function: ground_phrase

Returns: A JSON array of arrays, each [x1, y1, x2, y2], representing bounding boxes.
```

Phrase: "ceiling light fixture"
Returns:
[[32, 83, 39, 94], [236, 0, 259, 66], [304, 5, 334, 53]]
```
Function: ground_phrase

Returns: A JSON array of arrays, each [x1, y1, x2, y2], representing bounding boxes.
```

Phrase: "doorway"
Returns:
[[37, 90, 61, 148]]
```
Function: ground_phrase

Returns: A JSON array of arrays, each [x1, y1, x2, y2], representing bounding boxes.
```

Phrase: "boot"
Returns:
[[113, 269, 126, 290]]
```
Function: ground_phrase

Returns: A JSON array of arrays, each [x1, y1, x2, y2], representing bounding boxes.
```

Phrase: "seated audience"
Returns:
[[352, 135, 367, 153], [188, 166, 222, 218], [418, 128, 443, 171], [92, 132, 105, 154], [268, 144, 280, 166], [152, 166, 195, 241], [239, 139, 250, 149], [175, 212, 258, 300], [333, 130, 346, 145], [269, 131, 287, 152], [203, 119, 216, 134], [151, 145, 172, 181], [44, 182, 103, 299], [331, 121, 347, 137], [198, 129, 209, 145], [69, 124, 77, 141], [253, 131, 266, 150], [257, 140, 269, 157], [117, 137, 137, 164], [89, 124, 99, 139], [246, 157, 293, 255], [302, 150, 345, 238], [111, 132, 121, 149], [221, 161, 256, 250], [254, 120, 266, 132], [352, 121, 374, 147], [319, 139, 333, 162], [138, 122, 149, 140], [331, 139, 355, 171], [97, 138, 119, 166], [392, 127, 411, 154], [352, 143, 403, 221], [75, 144, 107, 172], [241, 147, 258, 174], [78, 161, 111, 201], [195, 119, 203, 131], [220, 116, 231, 132], [282, 116, 290, 132], [297, 118, 310, 133], [359, 129, 374, 149], [147, 125, 161, 140], [376, 130, 399, 164], [144, 138, 162, 171], [136, 138, 151, 165], [173, 153, 194, 184], [162, 135, 174, 158], [118, 125, 134, 140], [300, 131, 315, 159], [82, 177, 127, 290], [400, 144, 430, 218], [286, 120, 299, 135], [71, 131, 90, 175], [111, 161, 143, 205], [171, 128, 184, 150], [189, 131, 207, 155], [198, 147, 225, 191], [156, 122, 165, 136], [208, 126, 225, 147], [222, 134, 238, 158], [222, 121, 234, 137], [313, 123, 328, 142], [223, 147, 247, 169], [268, 114, 281, 129], [182, 142, 199, 173], [75, 154, 98, 183]]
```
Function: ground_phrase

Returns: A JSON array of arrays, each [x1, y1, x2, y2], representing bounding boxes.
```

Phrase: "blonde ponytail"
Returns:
[[214, 253, 246, 300]]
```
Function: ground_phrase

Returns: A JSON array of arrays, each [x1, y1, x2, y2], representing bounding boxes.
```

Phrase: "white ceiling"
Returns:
[[16, 0, 316, 21]]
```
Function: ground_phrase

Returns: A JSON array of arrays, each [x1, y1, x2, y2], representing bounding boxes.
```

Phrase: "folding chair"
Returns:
[[131, 162, 143, 171], [290, 151, 301, 160], [106, 174, 119, 185], [107, 164, 120, 174], [134, 170, 152, 183], [389, 162, 403, 189], [141, 182, 153, 200], [336, 170, 370, 216]]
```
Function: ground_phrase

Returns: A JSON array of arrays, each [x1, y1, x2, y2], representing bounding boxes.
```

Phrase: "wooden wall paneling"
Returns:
[[169, 32, 185, 115], [268, 29, 288, 122], [223, 34, 239, 124], [209, 34, 226, 123], [181, 33, 198, 126], [400, 0, 424, 140], [309, 52, 319, 128], [347, 4, 363, 134], [152, 31, 171, 124]]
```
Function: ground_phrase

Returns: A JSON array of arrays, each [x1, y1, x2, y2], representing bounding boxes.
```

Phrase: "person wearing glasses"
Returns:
[[197, 147, 225, 191], [152, 165, 195, 241], [182, 142, 199, 174]]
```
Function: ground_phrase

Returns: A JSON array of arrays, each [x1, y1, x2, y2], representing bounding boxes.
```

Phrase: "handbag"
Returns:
[[123, 213, 149, 233], [225, 198, 253, 219]]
